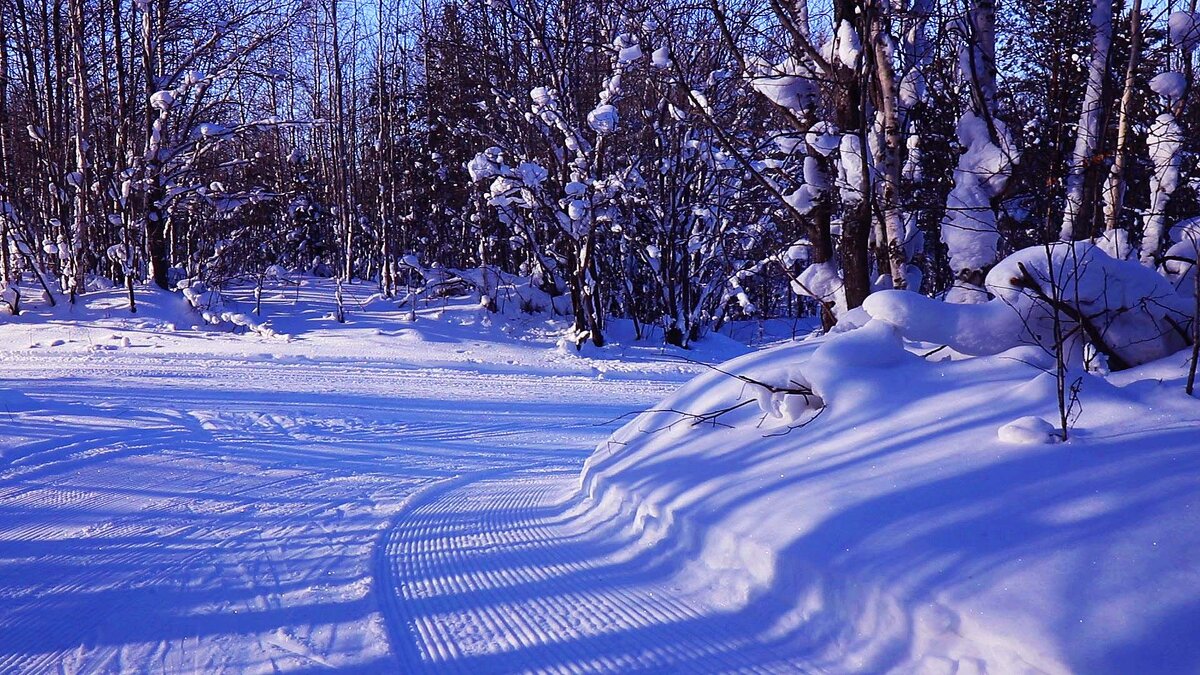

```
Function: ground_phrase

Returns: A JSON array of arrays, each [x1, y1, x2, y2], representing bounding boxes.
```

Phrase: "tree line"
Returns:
[[1, 0, 1197, 347]]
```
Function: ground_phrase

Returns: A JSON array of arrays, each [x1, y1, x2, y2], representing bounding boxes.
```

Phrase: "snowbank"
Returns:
[[866, 242, 1193, 370], [577, 314, 1200, 672]]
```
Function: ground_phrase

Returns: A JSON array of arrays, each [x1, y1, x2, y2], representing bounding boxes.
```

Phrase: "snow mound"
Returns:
[[997, 416, 1060, 445], [0, 284, 198, 332], [578, 310, 1200, 672], [988, 242, 1189, 368], [863, 289, 1019, 356]]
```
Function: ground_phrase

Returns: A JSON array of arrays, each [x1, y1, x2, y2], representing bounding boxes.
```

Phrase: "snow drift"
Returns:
[[577, 268, 1200, 671]]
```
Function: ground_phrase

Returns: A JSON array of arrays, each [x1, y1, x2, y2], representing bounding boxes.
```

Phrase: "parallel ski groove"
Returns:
[[381, 468, 775, 674], [0, 433, 429, 674]]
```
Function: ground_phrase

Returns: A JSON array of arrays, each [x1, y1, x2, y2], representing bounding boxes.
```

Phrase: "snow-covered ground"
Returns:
[[2, 279, 1197, 673], [580, 312, 1200, 673], [0, 280, 771, 672]]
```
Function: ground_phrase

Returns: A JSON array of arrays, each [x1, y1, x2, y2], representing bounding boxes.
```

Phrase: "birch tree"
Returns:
[[1061, 0, 1113, 242]]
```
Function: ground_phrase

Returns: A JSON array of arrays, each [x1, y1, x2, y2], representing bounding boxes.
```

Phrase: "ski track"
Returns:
[[379, 468, 806, 674], [1, 348, 797, 673]]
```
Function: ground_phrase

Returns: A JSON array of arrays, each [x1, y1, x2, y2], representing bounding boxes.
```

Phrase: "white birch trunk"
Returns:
[[1061, 0, 1113, 241], [1101, 0, 1141, 247]]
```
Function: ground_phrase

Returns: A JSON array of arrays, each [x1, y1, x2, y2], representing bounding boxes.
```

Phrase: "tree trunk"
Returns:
[[142, 0, 169, 289], [1102, 0, 1141, 238], [869, 3, 909, 290], [69, 0, 92, 298], [1061, 0, 1113, 241]]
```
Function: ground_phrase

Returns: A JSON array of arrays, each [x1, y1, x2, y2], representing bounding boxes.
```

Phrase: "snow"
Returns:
[[997, 416, 1061, 444], [467, 149, 501, 182], [0, 279, 761, 672], [834, 20, 862, 69], [748, 57, 816, 112], [150, 90, 175, 111], [580, 313, 1200, 673], [997, 243, 1189, 365], [898, 68, 927, 109], [617, 44, 643, 64], [941, 174, 998, 275], [567, 198, 588, 220], [903, 133, 923, 181], [783, 185, 816, 215], [1171, 216, 1200, 248], [1062, 0, 1114, 240], [836, 133, 865, 203], [529, 86, 553, 108], [1143, 113, 1185, 265], [1148, 113, 1184, 179], [792, 261, 847, 317], [1163, 221, 1200, 291], [197, 122, 230, 138], [803, 156, 828, 192], [940, 112, 1013, 295], [955, 112, 1012, 199], [784, 242, 808, 264], [586, 103, 618, 134], [863, 288, 1021, 356], [613, 33, 642, 64], [516, 161, 547, 185], [769, 133, 801, 155], [651, 46, 672, 68], [805, 122, 840, 156], [867, 241, 1192, 369], [1169, 10, 1200, 51], [2, 272, 1198, 672], [1150, 71, 1187, 103], [1095, 226, 1134, 260]]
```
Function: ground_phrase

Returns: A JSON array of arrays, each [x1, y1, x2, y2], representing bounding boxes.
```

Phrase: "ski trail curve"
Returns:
[[0, 341, 695, 672], [379, 467, 805, 674]]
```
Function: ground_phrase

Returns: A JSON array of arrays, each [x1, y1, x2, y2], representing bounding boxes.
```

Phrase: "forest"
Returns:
[[0, 0, 1198, 350]]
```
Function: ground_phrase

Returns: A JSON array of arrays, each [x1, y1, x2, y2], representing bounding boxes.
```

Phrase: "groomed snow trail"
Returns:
[[379, 469, 811, 674], [0, 331, 774, 673]]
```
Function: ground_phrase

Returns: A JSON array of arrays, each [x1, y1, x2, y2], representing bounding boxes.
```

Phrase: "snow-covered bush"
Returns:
[[866, 243, 1193, 370], [398, 257, 571, 319], [178, 278, 277, 337], [988, 243, 1190, 369]]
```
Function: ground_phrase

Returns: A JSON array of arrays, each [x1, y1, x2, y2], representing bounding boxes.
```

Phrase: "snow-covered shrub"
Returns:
[[1162, 217, 1200, 293], [867, 243, 1193, 370], [988, 243, 1190, 369], [401, 260, 570, 319], [178, 278, 277, 337]]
